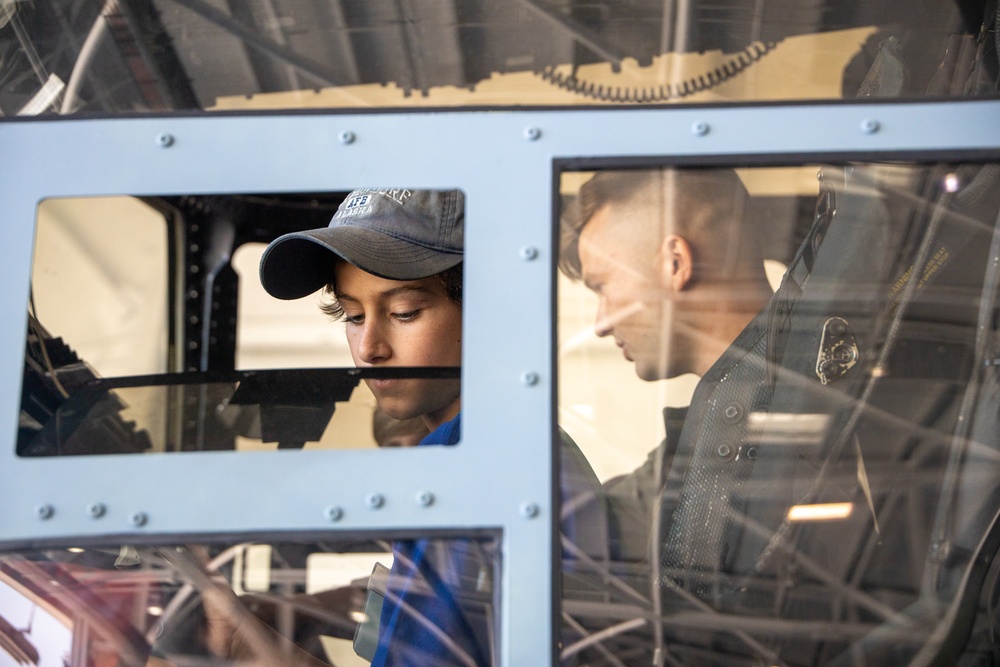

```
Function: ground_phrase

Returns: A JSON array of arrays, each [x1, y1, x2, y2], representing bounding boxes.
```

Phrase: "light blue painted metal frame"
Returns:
[[0, 100, 999, 664]]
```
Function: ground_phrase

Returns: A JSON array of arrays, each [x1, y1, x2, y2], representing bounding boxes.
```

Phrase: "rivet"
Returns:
[[416, 491, 435, 507], [156, 133, 174, 148], [87, 502, 106, 518], [520, 502, 540, 518], [523, 126, 541, 141], [691, 121, 710, 136], [744, 445, 759, 461], [860, 118, 880, 134], [366, 493, 385, 509], [35, 504, 54, 520], [723, 403, 743, 422], [520, 246, 539, 261], [716, 443, 733, 459], [339, 130, 356, 144], [129, 511, 148, 527], [521, 371, 540, 386], [323, 505, 343, 522]]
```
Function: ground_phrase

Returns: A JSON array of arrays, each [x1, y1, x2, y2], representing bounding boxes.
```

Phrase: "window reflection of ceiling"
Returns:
[[0, 0, 985, 116]]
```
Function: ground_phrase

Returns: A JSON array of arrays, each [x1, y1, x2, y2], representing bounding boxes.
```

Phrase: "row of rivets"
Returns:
[[155, 116, 885, 152], [37, 496, 539, 524], [519, 244, 542, 384], [36, 503, 147, 526], [324, 495, 538, 521]]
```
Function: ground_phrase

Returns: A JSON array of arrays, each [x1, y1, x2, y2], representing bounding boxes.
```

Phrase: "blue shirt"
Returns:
[[371, 414, 489, 667], [371, 413, 611, 666]]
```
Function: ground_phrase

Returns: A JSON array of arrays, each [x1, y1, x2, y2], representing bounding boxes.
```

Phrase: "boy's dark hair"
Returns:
[[320, 262, 464, 320]]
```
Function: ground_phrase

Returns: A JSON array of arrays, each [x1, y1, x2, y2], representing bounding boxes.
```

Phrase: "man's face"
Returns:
[[578, 204, 680, 381], [334, 262, 462, 430]]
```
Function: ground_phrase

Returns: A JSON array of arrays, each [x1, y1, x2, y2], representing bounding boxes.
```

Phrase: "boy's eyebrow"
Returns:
[[381, 284, 437, 299], [336, 284, 436, 303]]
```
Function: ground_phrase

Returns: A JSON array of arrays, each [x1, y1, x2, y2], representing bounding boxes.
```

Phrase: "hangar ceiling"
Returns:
[[0, 0, 991, 116]]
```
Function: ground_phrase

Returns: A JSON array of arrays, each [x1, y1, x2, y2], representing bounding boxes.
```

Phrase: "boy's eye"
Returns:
[[393, 310, 420, 322], [344, 313, 364, 324]]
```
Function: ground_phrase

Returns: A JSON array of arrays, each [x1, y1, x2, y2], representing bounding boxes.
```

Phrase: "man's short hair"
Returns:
[[559, 167, 756, 280]]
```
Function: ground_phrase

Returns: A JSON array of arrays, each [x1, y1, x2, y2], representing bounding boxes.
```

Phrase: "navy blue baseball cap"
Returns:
[[259, 189, 464, 300]]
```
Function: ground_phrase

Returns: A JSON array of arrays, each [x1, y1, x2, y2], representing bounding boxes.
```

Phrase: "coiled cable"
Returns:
[[537, 40, 779, 103]]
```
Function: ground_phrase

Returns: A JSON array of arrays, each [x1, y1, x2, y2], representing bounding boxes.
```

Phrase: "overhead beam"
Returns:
[[514, 0, 624, 68], [166, 0, 349, 87]]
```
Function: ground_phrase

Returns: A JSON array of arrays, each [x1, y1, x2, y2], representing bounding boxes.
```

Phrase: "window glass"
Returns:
[[32, 197, 168, 378], [2, 1, 996, 116], [0, 533, 500, 666], [234, 242, 356, 370], [556, 162, 1000, 664], [21, 189, 465, 455]]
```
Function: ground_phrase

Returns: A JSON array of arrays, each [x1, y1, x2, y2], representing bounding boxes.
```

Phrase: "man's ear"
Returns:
[[658, 234, 694, 291]]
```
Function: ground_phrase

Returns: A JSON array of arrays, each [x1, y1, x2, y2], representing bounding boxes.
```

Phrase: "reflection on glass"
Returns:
[[2, 3, 995, 115], [0, 536, 499, 666], [557, 163, 1000, 664]]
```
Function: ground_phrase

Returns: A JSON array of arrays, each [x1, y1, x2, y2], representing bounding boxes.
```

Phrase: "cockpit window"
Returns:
[[556, 161, 1000, 664], [21, 190, 465, 456]]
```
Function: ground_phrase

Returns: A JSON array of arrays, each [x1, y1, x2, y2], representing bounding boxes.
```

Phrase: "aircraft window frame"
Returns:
[[0, 102, 997, 666]]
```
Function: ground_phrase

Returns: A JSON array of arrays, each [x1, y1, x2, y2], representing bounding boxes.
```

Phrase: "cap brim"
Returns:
[[259, 226, 462, 300]]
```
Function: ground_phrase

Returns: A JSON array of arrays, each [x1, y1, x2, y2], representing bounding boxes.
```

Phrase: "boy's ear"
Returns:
[[658, 234, 694, 291]]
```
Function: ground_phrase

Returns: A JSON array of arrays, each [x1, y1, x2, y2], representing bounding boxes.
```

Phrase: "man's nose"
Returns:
[[594, 298, 613, 338], [594, 298, 643, 337], [357, 321, 390, 363]]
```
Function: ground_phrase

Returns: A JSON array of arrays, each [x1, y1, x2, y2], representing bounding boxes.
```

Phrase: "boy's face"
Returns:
[[334, 262, 462, 431]]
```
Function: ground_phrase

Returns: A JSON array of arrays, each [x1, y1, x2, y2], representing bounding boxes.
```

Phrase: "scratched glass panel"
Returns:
[[556, 162, 1000, 664], [0, 534, 500, 666]]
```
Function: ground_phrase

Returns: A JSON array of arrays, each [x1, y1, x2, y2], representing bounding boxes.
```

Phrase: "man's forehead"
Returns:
[[580, 203, 657, 255]]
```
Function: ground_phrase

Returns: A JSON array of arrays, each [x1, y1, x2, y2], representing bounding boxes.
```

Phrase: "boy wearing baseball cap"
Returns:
[[262, 189, 487, 665], [256, 188, 609, 666]]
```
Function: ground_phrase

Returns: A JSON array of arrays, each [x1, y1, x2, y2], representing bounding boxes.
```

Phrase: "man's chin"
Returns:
[[634, 361, 671, 382]]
